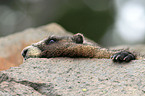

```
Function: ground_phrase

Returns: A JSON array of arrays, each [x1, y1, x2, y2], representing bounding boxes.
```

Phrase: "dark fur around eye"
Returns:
[[45, 38, 57, 45]]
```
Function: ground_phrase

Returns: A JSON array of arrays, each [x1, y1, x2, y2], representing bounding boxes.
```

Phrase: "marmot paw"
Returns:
[[111, 51, 135, 63]]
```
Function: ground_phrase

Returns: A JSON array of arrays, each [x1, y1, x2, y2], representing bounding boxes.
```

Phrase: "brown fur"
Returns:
[[22, 33, 118, 59]]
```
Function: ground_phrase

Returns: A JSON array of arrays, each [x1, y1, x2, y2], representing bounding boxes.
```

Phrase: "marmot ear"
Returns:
[[72, 33, 84, 44]]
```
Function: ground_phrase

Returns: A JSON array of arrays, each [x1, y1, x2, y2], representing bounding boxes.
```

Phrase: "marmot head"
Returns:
[[21, 33, 86, 59]]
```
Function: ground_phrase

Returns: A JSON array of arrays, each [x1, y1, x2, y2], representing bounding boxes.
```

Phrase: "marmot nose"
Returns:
[[22, 49, 28, 58]]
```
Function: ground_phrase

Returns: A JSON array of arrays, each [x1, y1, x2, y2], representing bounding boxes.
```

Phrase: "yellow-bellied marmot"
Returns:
[[21, 33, 135, 63]]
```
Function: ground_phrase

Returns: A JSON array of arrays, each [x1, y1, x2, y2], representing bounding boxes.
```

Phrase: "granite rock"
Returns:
[[1, 58, 145, 96]]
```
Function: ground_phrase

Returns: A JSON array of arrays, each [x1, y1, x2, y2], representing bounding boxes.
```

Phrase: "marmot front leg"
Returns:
[[93, 48, 136, 62]]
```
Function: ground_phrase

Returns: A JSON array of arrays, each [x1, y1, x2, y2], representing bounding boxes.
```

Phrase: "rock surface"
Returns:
[[0, 23, 145, 95], [1, 58, 145, 96]]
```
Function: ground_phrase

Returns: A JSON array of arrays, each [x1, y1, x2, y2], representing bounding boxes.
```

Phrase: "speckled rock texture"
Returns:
[[0, 23, 145, 96], [1, 58, 145, 96]]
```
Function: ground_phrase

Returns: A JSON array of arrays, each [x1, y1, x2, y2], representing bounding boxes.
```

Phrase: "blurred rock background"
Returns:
[[0, 0, 145, 47]]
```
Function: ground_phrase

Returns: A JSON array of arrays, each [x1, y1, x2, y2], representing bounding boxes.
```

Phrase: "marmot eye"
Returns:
[[45, 39, 56, 45], [49, 39, 55, 43]]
